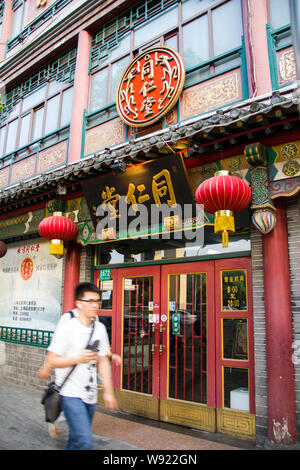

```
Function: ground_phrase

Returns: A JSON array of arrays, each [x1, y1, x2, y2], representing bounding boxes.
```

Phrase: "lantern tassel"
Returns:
[[222, 231, 229, 248], [214, 210, 235, 248], [50, 239, 64, 256]]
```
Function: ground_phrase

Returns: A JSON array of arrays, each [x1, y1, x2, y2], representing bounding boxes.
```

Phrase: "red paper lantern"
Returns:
[[38, 212, 78, 256], [195, 170, 251, 247], [0, 240, 7, 258]]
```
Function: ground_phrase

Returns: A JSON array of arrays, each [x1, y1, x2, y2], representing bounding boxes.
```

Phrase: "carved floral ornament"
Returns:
[[116, 46, 185, 127]]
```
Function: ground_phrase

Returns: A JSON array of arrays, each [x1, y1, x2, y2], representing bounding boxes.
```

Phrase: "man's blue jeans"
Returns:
[[60, 396, 96, 450]]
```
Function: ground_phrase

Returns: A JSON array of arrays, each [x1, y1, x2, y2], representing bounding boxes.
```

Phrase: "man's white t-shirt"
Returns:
[[48, 315, 110, 404]]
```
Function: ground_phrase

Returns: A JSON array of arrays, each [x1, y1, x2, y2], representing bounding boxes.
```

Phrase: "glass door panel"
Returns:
[[122, 276, 153, 394], [160, 261, 216, 411], [215, 257, 255, 415], [168, 272, 207, 404]]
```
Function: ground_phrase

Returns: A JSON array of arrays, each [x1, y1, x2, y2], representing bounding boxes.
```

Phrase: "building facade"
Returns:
[[0, 0, 299, 448]]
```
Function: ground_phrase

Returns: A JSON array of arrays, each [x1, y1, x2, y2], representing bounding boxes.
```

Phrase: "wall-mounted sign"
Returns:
[[172, 312, 180, 335], [82, 154, 203, 243], [0, 239, 63, 332], [116, 46, 185, 127], [99, 268, 111, 281], [221, 270, 247, 311]]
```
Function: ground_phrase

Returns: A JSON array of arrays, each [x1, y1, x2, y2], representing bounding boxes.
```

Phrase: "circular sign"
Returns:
[[116, 46, 185, 127], [20, 257, 34, 281]]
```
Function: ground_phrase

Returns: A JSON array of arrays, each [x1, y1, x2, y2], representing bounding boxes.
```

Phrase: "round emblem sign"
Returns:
[[116, 46, 185, 127]]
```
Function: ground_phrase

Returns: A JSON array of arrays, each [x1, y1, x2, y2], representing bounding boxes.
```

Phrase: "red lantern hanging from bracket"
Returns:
[[195, 170, 252, 248], [38, 212, 78, 256]]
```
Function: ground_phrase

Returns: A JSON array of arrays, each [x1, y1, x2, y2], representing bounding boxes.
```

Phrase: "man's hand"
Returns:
[[79, 349, 98, 363], [103, 391, 117, 411], [37, 364, 51, 380], [111, 353, 122, 366]]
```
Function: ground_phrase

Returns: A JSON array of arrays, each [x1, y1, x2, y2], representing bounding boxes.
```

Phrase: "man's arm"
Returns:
[[44, 350, 98, 369], [98, 355, 117, 411]]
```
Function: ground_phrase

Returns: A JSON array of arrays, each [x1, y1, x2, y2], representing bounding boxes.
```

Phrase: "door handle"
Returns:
[[151, 344, 158, 354], [159, 344, 165, 355]]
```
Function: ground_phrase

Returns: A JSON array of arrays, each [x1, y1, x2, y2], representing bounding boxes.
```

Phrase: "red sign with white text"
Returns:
[[116, 46, 185, 127]]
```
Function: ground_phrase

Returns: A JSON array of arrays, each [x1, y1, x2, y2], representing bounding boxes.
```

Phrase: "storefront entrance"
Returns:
[[95, 257, 255, 440]]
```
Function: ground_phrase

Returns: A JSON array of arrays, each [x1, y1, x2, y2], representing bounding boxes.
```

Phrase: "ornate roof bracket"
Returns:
[[245, 143, 277, 234]]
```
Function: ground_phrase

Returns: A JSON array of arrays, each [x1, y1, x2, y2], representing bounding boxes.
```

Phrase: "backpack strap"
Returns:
[[58, 318, 96, 392], [64, 310, 74, 319]]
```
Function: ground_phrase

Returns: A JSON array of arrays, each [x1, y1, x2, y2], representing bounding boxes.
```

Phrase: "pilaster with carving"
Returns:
[[244, 143, 277, 234]]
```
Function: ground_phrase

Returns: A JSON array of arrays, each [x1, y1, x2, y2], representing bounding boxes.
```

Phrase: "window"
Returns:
[[89, 0, 244, 123], [267, 0, 295, 88], [0, 81, 73, 158], [11, 0, 28, 39], [269, 0, 291, 30], [5, 119, 18, 154]]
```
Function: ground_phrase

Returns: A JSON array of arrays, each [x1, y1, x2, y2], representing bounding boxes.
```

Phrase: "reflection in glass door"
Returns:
[[168, 273, 207, 404], [122, 276, 153, 395]]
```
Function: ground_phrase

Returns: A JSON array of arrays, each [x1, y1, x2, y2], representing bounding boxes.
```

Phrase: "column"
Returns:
[[68, 29, 91, 163], [62, 241, 81, 313], [0, 0, 13, 62], [262, 197, 297, 445], [247, 0, 272, 95]]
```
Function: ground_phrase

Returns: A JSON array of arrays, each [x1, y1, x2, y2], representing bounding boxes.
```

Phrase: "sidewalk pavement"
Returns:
[[0, 380, 255, 451]]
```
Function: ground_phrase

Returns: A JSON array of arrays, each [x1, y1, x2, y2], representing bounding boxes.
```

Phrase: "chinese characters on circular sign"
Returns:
[[116, 46, 185, 127]]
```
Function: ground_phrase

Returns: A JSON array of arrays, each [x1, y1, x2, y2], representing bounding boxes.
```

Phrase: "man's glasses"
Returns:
[[78, 299, 101, 305]]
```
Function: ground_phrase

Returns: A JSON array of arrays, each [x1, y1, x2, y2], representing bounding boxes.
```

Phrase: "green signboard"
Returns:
[[99, 268, 111, 281]]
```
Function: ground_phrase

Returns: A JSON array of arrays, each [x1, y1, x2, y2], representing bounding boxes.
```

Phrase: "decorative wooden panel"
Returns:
[[10, 155, 36, 185], [160, 398, 216, 432], [217, 408, 256, 441], [277, 46, 296, 86], [36, 140, 67, 174], [84, 118, 125, 156], [98, 388, 159, 420], [26, 0, 57, 26], [180, 69, 242, 120], [0, 167, 9, 188]]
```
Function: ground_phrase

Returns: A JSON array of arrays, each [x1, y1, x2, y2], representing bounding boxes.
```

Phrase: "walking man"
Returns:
[[42, 281, 117, 450]]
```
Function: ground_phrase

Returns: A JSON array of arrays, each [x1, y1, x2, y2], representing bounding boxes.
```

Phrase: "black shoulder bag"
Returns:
[[41, 315, 96, 423]]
